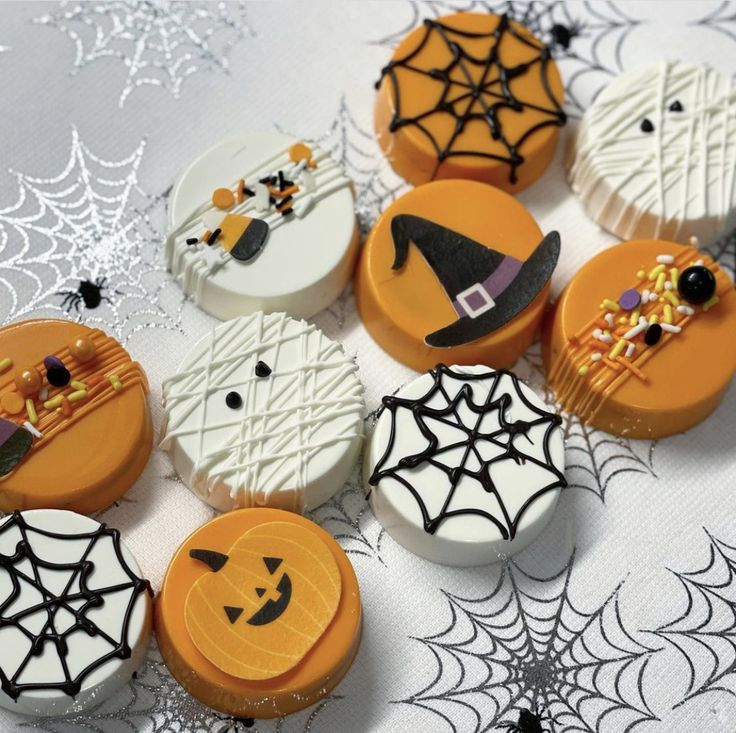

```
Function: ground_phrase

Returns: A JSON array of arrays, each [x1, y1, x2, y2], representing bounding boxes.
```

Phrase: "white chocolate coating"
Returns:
[[0, 510, 151, 717], [569, 61, 736, 245], [167, 132, 359, 320], [161, 312, 364, 513], [365, 365, 565, 566]]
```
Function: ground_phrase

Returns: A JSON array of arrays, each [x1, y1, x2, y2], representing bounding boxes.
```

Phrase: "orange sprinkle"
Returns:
[[236, 179, 245, 204], [602, 358, 623, 371], [201, 229, 212, 243], [60, 396, 73, 418], [86, 374, 103, 387], [616, 357, 647, 381]]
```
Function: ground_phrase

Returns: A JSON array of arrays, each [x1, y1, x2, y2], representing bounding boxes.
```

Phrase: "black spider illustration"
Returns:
[[501, 705, 553, 733], [58, 277, 114, 311], [549, 20, 583, 50]]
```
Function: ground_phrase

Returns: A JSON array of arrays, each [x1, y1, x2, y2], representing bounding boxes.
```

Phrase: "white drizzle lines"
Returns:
[[160, 312, 364, 512]]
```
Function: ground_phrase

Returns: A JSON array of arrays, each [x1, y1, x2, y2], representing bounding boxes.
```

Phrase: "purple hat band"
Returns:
[[452, 256, 523, 319]]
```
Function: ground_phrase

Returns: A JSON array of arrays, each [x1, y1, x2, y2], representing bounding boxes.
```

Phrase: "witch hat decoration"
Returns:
[[390, 215, 561, 347]]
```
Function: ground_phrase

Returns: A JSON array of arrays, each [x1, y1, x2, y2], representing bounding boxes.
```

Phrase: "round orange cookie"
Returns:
[[543, 240, 736, 438], [155, 508, 362, 719], [374, 12, 566, 191], [355, 179, 560, 371], [0, 319, 152, 513]]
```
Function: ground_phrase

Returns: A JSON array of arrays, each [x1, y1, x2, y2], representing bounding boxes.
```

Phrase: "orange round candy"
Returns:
[[288, 142, 313, 165], [211, 187, 235, 210], [1, 391, 24, 415], [14, 366, 42, 396], [69, 336, 96, 363]]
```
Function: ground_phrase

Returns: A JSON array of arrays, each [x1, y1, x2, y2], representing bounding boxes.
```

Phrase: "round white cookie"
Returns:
[[160, 311, 365, 513], [0, 510, 152, 717], [365, 365, 565, 566], [167, 131, 359, 320], [569, 60, 736, 245]]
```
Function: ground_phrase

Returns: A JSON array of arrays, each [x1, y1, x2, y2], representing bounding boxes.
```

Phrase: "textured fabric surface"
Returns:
[[0, 1, 735, 731]]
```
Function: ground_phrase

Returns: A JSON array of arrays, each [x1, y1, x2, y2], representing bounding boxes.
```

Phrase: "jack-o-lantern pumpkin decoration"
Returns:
[[185, 521, 342, 680]]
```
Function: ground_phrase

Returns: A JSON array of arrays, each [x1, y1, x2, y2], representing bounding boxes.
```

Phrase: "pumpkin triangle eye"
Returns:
[[255, 587, 266, 598], [263, 557, 282, 575], [224, 606, 244, 624]]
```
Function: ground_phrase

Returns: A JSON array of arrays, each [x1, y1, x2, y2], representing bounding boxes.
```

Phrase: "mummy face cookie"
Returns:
[[375, 12, 566, 191], [160, 312, 364, 513], [166, 132, 359, 320], [0, 319, 152, 514], [355, 179, 560, 371], [544, 240, 736, 437], [366, 365, 566, 566], [155, 508, 361, 718], [569, 61, 736, 245], [0, 510, 152, 716]]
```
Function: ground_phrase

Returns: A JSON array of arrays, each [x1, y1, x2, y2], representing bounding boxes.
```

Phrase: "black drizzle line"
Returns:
[[368, 365, 566, 541], [376, 15, 566, 184], [0, 512, 151, 701]]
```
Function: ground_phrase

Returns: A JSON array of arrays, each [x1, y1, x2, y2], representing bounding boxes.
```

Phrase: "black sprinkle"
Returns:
[[276, 195, 293, 210], [278, 170, 285, 191], [640, 118, 654, 133], [207, 228, 221, 246], [255, 361, 272, 378], [243, 187, 255, 197], [280, 208, 294, 217], [225, 391, 243, 409], [186, 237, 198, 245], [269, 195, 277, 206], [644, 323, 662, 346], [669, 100, 683, 112]]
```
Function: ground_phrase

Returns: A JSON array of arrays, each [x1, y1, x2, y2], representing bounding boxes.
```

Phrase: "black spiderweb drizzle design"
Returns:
[[376, 14, 566, 183], [0, 512, 150, 701], [368, 365, 566, 541], [399, 552, 657, 732]]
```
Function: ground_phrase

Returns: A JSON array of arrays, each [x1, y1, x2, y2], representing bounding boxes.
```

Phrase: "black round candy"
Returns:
[[677, 265, 716, 305], [640, 118, 654, 133], [669, 100, 683, 112], [644, 323, 662, 346], [255, 360, 272, 378], [46, 365, 71, 388], [225, 391, 243, 409]]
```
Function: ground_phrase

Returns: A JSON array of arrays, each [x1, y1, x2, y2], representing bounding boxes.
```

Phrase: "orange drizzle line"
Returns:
[[549, 248, 730, 424]]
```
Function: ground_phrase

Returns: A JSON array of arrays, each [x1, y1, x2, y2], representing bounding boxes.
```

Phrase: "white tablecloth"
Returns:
[[1, 2, 735, 731]]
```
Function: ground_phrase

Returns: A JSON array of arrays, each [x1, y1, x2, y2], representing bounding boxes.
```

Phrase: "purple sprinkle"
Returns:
[[618, 288, 641, 311], [43, 355, 65, 370]]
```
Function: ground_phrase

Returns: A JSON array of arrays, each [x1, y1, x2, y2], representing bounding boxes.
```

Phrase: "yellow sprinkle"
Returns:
[[670, 267, 679, 287], [648, 263, 666, 280], [70, 380, 86, 391], [25, 399, 38, 425], [0, 357, 12, 373], [43, 396, 64, 410], [601, 298, 620, 312], [609, 339, 627, 360], [658, 296, 665, 303], [649, 314, 659, 324], [663, 304, 673, 324], [663, 290, 680, 307], [618, 316, 628, 324], [629, 308, 640, 326], [67, 390, 88, 403], [636, 269, 646, 279], [578, 365, 589, 376], [654, 272, 667, 292], [109, 374, 123, 392], [703, 295, 720, 312]]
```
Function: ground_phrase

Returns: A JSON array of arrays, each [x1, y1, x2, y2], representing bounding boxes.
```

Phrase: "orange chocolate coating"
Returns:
[[0, 319, 152, 513], [355, 179, 553, 371], [156, 508, 362, 719], [543, 241, 736, 438], [374, 12, 565, 191]]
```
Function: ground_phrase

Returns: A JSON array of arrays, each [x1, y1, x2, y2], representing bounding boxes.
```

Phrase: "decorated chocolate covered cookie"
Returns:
[[544, 240, 736, 437], [0, 510, 152, 716], [569, 61, 736, 245], [375, 12, 566, 191], [0, 319, 151, 513], [160, 311, 364, 513], [355, 179, 560, 371], [155, 508, 361, 718], [365, 365, 566, 566], [166, 132, 358, 320]]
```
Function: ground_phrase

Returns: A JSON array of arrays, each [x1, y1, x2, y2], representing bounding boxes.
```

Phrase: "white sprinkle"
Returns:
[[689, 235, 700, 247], [254, 182, 270, 212], [604, 312, 614, 327], [695, 259, 704, 266], [288, 159, 307, 178], [623, 323, 646, 339], [591, 353, 602, 362], [639, 316, 648, 326], [661, 323, 681, 333], [677, 305, 695, 316], [294, 194, 315, 218], [593, 329, 612, 343], [649, 292, 658, 302], [39, 386, 48, 401], [641, 289, 651, 301], [23, 421, 43, 439], [202, 247, 224, 273], [664, 281, 673, 290], [300, 169, 317, 193], [656, 254, 675, 264], [625, 343, 636, 358], [202, 210, 223, 231]]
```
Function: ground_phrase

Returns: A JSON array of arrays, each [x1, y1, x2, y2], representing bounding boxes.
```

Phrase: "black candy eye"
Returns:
[[678, 265, 716, 305], [225, 391, 243, 409], [669, 100, 683, 112], [255, 361, 272, 378], [640, 118, 654, 133]]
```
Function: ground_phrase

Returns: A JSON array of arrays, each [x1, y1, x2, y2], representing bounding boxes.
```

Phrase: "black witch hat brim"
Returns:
[[425, 231, 561, 348]]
